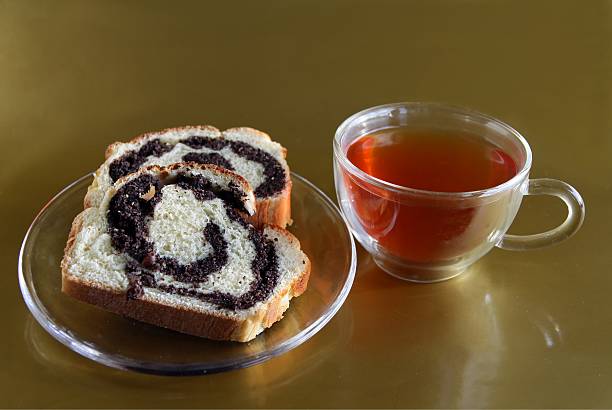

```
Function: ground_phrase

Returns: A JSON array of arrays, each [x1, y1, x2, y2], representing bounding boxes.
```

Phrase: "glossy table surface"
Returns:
[[2, 0, 611, 407]]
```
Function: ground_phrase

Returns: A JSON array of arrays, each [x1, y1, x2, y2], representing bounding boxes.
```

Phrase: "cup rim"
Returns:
[[333, 102, 533, 198]]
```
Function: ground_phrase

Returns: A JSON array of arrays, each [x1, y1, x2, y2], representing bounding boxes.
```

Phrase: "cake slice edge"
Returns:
[[84, 125, 292, 228], [61, 210, 311, 342]]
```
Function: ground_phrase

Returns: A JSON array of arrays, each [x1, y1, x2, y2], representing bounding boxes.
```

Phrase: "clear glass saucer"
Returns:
[[18, 172, 356, 375]]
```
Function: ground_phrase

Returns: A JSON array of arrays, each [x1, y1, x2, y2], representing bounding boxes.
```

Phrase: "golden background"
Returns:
[[2, 0, 611, 407]]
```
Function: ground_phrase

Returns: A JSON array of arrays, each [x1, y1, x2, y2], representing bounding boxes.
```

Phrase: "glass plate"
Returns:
[[18, 172, 356, 375]]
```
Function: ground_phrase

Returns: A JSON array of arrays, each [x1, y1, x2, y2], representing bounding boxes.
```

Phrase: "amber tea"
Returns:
[[345, 127, 518, 263]]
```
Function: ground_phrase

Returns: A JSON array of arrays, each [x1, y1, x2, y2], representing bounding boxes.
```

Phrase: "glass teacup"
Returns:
[[333, 102, 585, 283]]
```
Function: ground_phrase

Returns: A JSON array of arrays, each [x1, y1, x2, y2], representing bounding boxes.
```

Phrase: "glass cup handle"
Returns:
[[497, 178, 585, 251]]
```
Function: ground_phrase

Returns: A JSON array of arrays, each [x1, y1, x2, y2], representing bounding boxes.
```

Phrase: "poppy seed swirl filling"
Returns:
[[108, 136, 286, 198], [107, 173, 280, 310]]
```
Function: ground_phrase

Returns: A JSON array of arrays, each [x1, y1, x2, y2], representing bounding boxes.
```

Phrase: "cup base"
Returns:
[[372, 256, 467, 283]]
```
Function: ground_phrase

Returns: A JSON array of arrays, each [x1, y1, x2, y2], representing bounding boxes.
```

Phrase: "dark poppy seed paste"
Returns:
[[108, 136, 286, 198], [107, 173, 279, 310]]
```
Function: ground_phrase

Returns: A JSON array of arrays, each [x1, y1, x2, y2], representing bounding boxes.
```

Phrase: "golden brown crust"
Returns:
[[248, 182, 292, 228], [62, 277, 245, 341], [61, 259, 311, 342], [291, 261, 310, 297], [104, 141, 122, 160]]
